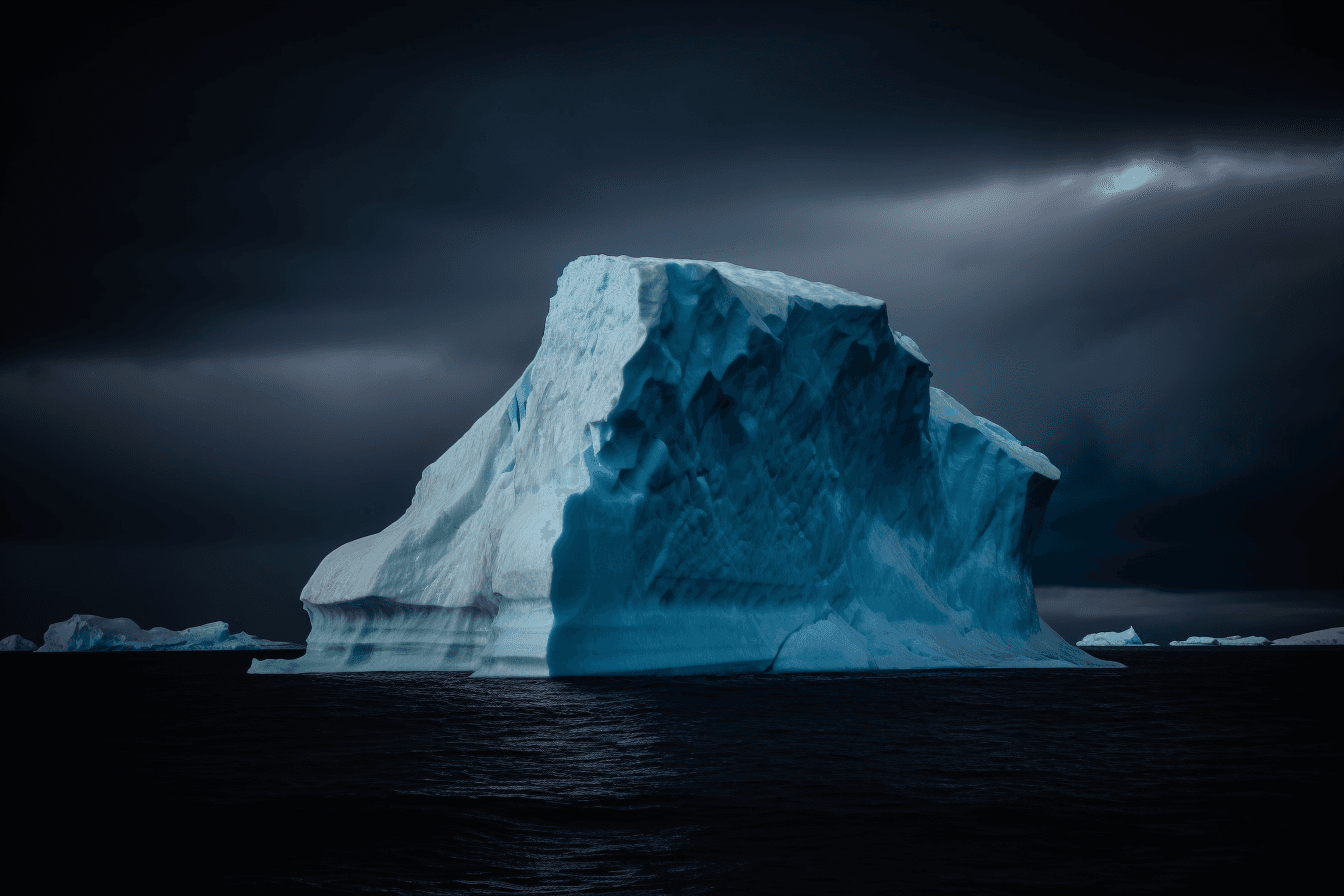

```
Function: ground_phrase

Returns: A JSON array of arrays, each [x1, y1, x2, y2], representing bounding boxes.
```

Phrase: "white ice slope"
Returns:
[[252, 256, 1115, 676], [37, 615, 299, 651]]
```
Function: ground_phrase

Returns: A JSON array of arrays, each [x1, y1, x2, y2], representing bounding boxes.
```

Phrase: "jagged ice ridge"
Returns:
[[253, 256, 1116, 676]]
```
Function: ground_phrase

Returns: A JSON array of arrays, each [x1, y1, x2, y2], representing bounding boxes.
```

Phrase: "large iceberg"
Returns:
[[1076, 627, 1157, 647], [1272, 627, 1344, 645], [253, 256, 1116, 676], [37, 615, 300, 651]]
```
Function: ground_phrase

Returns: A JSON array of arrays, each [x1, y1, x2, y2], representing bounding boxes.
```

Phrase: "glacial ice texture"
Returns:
[[1076, 627, 1157, 647], [252, 256, 1116, 676], [37, 615, 299, 652], [1, 634, 37, 651], [1272, 627, 1344, 646]]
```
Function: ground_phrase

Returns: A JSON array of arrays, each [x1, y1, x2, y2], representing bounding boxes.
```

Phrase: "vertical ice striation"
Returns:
[[252, 256, 1115, 675]]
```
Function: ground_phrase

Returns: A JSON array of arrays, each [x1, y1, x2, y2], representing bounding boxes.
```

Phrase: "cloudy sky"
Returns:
[[3, 1, 1341, 643]]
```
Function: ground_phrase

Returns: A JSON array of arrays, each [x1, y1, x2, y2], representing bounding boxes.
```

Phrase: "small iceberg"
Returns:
[[1168, 635, 1270, 647], [1076, 626, 1158, 647], [0, 634, 37, 651], [35, 615, 301, 652], [1272, 627, 1344, 646]]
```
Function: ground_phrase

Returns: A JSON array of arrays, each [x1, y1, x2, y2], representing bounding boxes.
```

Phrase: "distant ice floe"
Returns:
[[1272, 627, 1344, 646], [35, 615, 300, 651], [1168, 635, 1270, 647], [0, 634, 37, 651], [1076, 626, 1158, 647]]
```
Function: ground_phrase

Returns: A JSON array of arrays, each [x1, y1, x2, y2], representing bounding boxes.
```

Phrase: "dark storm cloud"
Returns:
[[0, 345, 517, 541], [3, 1, 1342, 639], [7, 2, 1339, 358]]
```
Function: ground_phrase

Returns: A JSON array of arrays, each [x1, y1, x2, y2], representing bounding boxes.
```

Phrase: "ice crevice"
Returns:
[[252, 256, 1115, 675]]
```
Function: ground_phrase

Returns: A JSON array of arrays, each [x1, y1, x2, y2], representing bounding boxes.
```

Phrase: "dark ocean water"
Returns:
[[9, 648, 1338, 894]]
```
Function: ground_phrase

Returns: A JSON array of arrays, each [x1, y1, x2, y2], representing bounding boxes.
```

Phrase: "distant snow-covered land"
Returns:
[[1272, 627, 1344, 646], [1168, 635, 1270, 647], [36, 615, 300, 651], [1035, 586, 1343, 647]]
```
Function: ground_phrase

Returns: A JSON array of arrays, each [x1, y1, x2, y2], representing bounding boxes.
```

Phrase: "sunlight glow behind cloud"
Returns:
[[1094, 163, 1161, 195]]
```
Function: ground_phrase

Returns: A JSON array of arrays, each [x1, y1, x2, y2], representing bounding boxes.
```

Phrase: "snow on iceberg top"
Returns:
[[557, 255, 884, 327], [549, 256, 1059, 480], [927, 387, 1059, 480]]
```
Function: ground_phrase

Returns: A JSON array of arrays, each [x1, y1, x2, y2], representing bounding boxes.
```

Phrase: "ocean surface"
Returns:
[[9, 648, 1337, 894]]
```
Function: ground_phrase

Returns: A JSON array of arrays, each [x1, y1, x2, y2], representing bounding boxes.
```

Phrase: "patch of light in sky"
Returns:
[[1188, 153, 1315, 184], [1094, 164, 1161, 196], [845, 148, 1338, 243]]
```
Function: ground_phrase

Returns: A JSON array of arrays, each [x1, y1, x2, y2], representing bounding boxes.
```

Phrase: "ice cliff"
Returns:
[[37, 615, 299, 651], [252, 256, 1116, 676]]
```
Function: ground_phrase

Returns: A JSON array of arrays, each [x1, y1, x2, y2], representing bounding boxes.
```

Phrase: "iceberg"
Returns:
[[0, 634, 37, 651], [1076, 626, 1157, 647], [1168, 635, 1270, 647], [1272, 627, 1344, 646], [252, 255, 1116, 676], [36, 615, 300, 651]]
